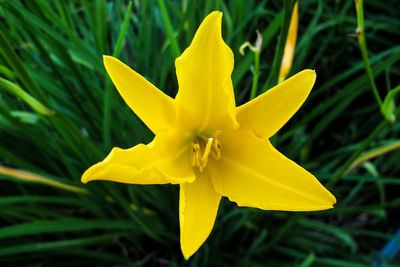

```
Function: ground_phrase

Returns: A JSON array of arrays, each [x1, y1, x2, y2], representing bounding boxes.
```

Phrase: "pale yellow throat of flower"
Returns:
[[191, 132, 221, 172]]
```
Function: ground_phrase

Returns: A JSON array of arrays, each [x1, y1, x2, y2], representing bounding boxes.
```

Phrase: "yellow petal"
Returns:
[[209, 130, 335, 211], [278, 2, 299, 83], [103, 56, 176, 134], [236, 70, 316, 139], [174, 11, 238, 134], [179, 170, 221, 260], [82, 131, 195, 184]]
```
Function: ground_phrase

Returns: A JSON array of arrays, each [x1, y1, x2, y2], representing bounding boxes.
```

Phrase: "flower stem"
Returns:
[[239, 31, 262, 100], [249, 50, 260, 100], [249, 31, 263, 100], [355, 0, 383, 107]]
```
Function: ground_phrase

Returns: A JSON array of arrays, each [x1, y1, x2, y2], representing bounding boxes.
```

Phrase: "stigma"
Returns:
[[191, 132, 221, 172]]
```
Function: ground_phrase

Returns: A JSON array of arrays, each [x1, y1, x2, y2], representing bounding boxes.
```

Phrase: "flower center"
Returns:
[[191, 132, 221, 172]]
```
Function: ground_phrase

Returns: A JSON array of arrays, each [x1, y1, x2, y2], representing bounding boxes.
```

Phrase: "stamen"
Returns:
[[201, 138, 213, 167], [191, 143, 201, 167], [191, 133, 221, 171]]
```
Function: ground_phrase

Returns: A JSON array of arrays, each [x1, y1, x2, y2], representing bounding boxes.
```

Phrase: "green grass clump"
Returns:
[[1, 0, 400, 265]]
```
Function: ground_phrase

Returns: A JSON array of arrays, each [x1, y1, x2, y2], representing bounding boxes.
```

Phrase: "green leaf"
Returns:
[[381, 85, 400, 122], [0, 233, 125, 257], [0, 77, 54, 116], [299, 218, 358, 252], [10, 111, 40, 124], [0, 219, 137, 239]]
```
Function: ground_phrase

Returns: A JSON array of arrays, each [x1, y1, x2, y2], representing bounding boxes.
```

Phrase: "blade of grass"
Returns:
[[103, 1, 133, 149], [157, 0, 181, 59], [0, 77, 54, 116], [0, 166, 88, 194], [0, 219, 137, 239], [0, 233, 126, 257], [262, 0, 295, 91], [327, 106, 400, 187]]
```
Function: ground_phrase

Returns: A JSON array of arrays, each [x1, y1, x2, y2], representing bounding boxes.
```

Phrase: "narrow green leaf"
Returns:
[[346, 139, 400, 174], [0, 31, 49, 105], [381, 85, 400, 122], [95, 0, 108, 55], [0, 219, 136, 239], [0, 64, 15, 79], [9, 111, 40, 124], [103, 1, 133, 149], [298, 253, 316, 267], [157, 0, 181, 58], [0, 233, 125, 257], [113, 1, 133, 58], [0, 77, 54, 116], [299, 218, 358, 252]]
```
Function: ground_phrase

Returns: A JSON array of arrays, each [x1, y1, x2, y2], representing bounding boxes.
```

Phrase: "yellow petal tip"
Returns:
[[80, 174, 88, 184], [203, 10, 223, 24], [103, 55, 112, 63], [103, 55, 118, 67], [181, 248, 194, 260], [304, 68, 316, 74], [302, 69, 317, 84], [209, 10, 222, 16], [81, 168, 94, 184]]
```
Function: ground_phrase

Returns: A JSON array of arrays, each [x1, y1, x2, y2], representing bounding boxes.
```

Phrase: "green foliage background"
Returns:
[[1, 0, 400, 265]]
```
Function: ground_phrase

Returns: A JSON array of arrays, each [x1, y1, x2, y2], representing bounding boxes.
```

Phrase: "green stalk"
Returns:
[[250, 48, 261, 100], [355, 0, 383, 107], [103, 2, 133, 149], [239, 31, 262, 100], [157, 0, 181, 58]]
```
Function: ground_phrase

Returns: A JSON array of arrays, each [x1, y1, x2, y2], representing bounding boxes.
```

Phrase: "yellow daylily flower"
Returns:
[[82, 11, 336, 259]]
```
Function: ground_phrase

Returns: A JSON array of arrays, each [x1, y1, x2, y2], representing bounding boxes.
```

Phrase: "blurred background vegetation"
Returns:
[[1, 0, 400, 265]]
